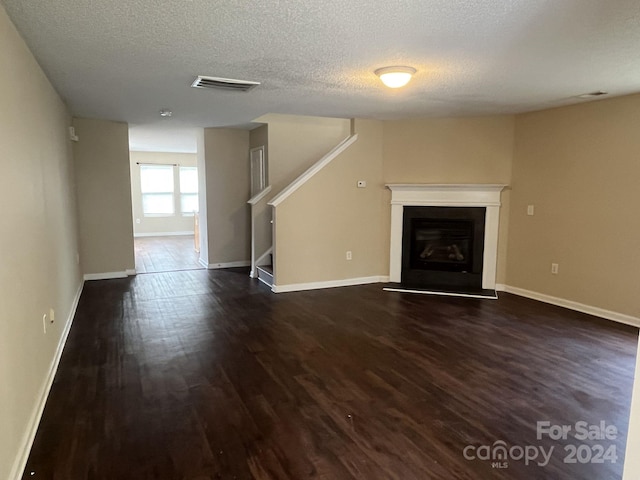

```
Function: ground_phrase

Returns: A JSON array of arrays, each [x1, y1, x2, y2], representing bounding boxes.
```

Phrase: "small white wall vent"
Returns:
[[191, 75, 260, 92]]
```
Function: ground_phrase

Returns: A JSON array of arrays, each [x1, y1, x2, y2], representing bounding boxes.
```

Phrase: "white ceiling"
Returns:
[[128, 123, 199, 153], [4, 0, 640, 143]]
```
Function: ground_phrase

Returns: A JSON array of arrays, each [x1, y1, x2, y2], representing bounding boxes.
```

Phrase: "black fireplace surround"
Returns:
[[401, 206, 486, 290]]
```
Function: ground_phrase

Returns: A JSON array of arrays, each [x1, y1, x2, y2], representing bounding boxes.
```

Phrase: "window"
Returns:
[[179, 166, 199, 215], [138, 164, 199, 217], [140, 165, 174, 216]]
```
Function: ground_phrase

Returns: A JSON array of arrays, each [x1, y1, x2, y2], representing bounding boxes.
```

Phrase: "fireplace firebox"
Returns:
[[402, 206, 486, 290]]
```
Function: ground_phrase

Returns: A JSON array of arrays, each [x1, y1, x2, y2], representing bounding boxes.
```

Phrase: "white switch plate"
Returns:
[[551, 263, 559, 274], [527, 205, 535, 216], [68, 126, 79, 142], [346, 251, 352, 260], [357, 180, 366, 188]]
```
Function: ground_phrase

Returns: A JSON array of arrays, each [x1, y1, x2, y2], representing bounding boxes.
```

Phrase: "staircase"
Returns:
[[256, 264, 273, 288]]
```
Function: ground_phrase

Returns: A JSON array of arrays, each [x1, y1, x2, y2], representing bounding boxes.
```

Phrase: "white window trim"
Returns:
[[139, 163, 199, 218]]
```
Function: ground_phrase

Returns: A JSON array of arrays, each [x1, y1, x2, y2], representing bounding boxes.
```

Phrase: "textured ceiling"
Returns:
[[4, 0, 640, 142]]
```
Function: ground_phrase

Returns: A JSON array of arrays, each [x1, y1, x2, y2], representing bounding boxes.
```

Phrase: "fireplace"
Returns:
[[402, 206, 485, 289], [386, 184, 507, 296]]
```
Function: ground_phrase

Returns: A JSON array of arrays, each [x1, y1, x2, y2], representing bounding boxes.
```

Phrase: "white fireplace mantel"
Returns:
[[386, 184, 507, 289]]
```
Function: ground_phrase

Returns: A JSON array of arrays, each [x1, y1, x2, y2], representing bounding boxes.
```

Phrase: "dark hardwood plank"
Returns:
[[23, 269, 637, 479], [134, 235, 203, 274]]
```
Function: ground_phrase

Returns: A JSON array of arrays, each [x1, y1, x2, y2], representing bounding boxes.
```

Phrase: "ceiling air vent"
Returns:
[[577, 91, 608, 99], [191, 75, 260, 92]]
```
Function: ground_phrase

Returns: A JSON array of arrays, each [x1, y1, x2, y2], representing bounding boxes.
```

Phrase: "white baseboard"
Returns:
[[83, 271, 128, 281], [504, 285, 640, 328], [207, 260, 251, 269], [134, 231, 194, 237], [272, 275, 390, 293], [495, 283, 507, 292], [198, 258, 208, 268], [10, 282, 84, 480], [83, 270, 136, 281]]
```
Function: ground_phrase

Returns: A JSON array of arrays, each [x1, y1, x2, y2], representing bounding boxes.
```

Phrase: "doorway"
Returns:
[[129, 149, 204, 274]]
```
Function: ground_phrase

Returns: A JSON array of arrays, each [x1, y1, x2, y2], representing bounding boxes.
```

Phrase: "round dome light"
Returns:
[[374, 66, 416, 88]]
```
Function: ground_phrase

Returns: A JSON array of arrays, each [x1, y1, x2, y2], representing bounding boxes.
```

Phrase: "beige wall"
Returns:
[[507, 95, 640, 318], [272, 115, 516, 287], [275, 119, 387, 285], [202, 116, 350, 269], [249, 124, 269, 168], [204, 128, 251, 265], [129, 151, 198, 236], [260, 113, 351, 194], [0, 6, 82, 479], [73, 118, 135, 275], [383, 117, 515, 184], [383, 116, 515, 283], [246, 114, 351, 271], [249, 124, 272, 263]]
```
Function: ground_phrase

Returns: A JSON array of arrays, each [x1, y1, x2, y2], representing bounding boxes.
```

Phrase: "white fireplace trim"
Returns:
[[386, 184, 507, 289]]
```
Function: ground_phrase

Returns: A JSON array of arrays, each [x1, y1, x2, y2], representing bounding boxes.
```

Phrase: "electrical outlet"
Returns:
[[136, 218, 141, 224], [551, 263, 559, 275], [49, 308, 55, 323], [527, 205, 535, 216], [346, 251, 352, 260]]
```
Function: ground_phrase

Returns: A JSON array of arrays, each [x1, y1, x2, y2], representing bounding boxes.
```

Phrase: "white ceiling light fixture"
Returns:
[[159, 109, 173, 117], [375, 66, 417, 88]]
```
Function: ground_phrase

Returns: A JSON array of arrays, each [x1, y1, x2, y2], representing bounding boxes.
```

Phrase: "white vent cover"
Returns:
[[578, 91, 608, 99], [191, 75, 260, 92]]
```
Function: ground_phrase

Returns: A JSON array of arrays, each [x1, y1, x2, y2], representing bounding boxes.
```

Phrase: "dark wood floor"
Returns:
[[24, 269, 637, 479], [134, 235, 203, 274]]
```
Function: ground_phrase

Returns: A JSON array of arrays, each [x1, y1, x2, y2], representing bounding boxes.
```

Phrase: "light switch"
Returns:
[[527, 205, 535, 216], [357, 180, 366, 188]]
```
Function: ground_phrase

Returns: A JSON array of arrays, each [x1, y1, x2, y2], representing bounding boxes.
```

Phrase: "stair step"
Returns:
[[256, 265, 273, 287]]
